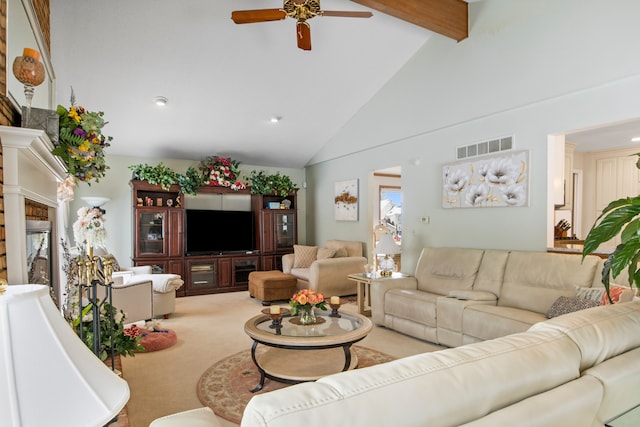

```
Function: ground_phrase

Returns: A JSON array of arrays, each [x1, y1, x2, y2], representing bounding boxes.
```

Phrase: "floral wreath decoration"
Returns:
[[52, 100, 112, 184], [199, 156, 247, 190]]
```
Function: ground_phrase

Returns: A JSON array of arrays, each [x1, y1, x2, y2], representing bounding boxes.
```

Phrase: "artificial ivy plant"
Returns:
[[129, 163, 177, 191], [128, 163, 204, 194], [249, 170, 296, 197], [582, 153, 640, 300]]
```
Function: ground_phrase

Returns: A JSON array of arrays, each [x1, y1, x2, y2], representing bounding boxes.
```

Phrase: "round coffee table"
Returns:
[[244, 309, 372, 392]]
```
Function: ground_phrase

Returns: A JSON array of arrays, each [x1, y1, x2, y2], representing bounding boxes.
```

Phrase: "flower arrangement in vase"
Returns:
[[290, 289, 327, 325], [73, 206, 107, 252], [52, 93, 112, 184], [199, 156, 247, 190]]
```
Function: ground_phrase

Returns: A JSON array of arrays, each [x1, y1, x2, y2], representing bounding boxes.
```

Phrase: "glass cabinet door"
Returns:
[[138, 210, 166, 255], [274, 212, 295, 251]]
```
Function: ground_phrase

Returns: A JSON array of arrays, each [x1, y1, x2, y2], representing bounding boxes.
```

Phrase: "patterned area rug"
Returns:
[[197, 345, 394, 424]]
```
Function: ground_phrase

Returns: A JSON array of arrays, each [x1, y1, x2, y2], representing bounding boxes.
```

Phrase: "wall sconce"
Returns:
[[12, 48, 46, 127]]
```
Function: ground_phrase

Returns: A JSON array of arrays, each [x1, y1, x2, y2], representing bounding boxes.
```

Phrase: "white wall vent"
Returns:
[[456, 136, 513, 160]]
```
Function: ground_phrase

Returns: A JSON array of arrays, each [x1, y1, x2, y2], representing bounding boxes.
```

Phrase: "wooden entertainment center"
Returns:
[[131, 180, 297, 296]]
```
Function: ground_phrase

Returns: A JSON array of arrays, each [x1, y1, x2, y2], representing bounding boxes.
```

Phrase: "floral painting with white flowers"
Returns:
[[442, 150, 529, 208]]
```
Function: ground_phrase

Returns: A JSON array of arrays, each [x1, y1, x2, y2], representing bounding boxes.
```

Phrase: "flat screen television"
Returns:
[[185, 209, 255, 255]]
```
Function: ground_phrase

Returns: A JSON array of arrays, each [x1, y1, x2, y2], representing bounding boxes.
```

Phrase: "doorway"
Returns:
[[372, 168, 402, 271]]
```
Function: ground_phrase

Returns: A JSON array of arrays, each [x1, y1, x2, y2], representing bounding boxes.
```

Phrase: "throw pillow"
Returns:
[[576, 285, 634, 305], [317, 247, 336, 260], [575, 286, 604, 302], [600, 284, 634, 305], [546, 296, 600, 319], [293, 245, 318, 268], [333, 246, 349, 258]]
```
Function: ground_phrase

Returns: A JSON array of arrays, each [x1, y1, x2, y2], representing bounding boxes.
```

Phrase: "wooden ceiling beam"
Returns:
[[351, 0, 468, 42]]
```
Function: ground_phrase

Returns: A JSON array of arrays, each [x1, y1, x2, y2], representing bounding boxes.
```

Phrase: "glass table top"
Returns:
[[256, 311, 364, 338]]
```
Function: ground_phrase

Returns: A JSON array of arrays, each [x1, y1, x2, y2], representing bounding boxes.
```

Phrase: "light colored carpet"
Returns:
[[121, 291, 443, 427]]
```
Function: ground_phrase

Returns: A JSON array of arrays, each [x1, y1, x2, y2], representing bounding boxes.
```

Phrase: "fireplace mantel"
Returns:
[[1, 126, 67, 285]]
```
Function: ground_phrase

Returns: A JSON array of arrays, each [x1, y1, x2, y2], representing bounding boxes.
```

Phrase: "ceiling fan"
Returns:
[[231, 0, 373, 51]]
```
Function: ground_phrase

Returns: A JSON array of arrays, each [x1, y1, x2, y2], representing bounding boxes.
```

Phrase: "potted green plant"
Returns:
[[129, 162, 178, 191], [176, 166, 205, 195], [249, 170, 296, 197], [582, 153, 640, 298]]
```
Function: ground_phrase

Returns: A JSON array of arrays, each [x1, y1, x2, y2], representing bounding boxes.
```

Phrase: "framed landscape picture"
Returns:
[[335, 179, 359, 221]]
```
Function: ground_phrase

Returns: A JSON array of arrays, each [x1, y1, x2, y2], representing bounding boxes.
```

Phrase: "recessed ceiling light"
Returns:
[[154, 96, 168, 106], [632, 136, 640, 142], [270, 116, 282, 123]]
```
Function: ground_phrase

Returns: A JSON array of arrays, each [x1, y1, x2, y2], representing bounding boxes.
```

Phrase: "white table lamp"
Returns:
[[0, 284, 129, 427], [373, 234, 401, 276]]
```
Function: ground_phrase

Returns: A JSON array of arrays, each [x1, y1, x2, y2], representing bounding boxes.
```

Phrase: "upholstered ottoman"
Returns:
[[249, 270, 297, 305]]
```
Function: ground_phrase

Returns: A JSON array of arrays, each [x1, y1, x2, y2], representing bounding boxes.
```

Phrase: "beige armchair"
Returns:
[[282, 240, 367, 296], [95, 272, 153, 324], [113, 266, 184, 319]]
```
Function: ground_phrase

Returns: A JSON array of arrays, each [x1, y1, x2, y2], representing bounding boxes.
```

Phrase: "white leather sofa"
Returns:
[[371, 247, 634, 347], [282, 240, 367, 296], [241, 301, 640, 427]]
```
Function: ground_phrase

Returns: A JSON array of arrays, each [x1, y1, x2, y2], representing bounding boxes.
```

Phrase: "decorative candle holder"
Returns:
[[329, 303, 342, 318], [262, 307, 289, 329]]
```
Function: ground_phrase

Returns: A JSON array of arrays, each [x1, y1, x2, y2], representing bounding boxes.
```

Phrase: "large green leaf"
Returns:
[[583, 203, 640, 257]]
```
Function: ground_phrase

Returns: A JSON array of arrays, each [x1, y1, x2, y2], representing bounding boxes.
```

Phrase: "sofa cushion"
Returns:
[[583, 347, 640, 423], [463, 305, 547, 342], [415, 247, 484, 296], [293, 245, 318, 268], [316, 247, 336, 260], [290, 267, 310, 281], [325, 240, 362, 257], [385, 288, 437, 327], [530, 301, 640, 370], [546, 296, 599, 318], [498, 252, 601, 314]]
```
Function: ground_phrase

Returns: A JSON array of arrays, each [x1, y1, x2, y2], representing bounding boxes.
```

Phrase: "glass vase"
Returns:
[[298, 304, 316, 325]]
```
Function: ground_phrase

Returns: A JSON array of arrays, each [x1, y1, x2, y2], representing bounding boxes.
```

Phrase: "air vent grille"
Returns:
[[456, 136, 513, 160]]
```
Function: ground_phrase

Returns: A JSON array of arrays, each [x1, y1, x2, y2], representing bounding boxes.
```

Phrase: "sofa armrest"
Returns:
[[307, 256, 367, 296], [309, 256, 367, 283], [282, 253, 295, 273], [370, 276, 418, 325]]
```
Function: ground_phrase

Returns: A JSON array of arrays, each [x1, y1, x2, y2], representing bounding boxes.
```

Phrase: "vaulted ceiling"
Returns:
[[50, 0, 468, 168]]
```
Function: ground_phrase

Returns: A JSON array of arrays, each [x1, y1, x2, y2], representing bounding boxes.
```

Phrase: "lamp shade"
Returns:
[[372, 234, 401, 255], [0, 285, 129, 427], [81, 196, 110, 208]]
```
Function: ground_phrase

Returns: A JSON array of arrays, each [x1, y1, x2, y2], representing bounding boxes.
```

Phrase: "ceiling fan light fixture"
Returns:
[[153, 96, 168, 106], [270, 116, 282, 123]]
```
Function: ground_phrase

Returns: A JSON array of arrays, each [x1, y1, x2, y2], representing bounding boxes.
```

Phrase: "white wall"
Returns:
[[305, 0, 640, 273], [68, 155, 306, 266]]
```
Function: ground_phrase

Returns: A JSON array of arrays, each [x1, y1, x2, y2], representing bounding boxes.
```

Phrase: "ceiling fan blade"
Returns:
[[231, 9, 287, 24], [320, 10, 373, 18], [297, 21, 311, 51]]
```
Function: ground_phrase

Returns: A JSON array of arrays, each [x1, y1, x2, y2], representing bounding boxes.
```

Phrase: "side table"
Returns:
[[348, 272, 410, 316]]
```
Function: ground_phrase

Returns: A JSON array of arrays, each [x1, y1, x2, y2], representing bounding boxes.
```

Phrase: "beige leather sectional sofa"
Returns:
[[282, 240, 367, 296], [371, 247, 633, 347], [241, 301, 640, 426]]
